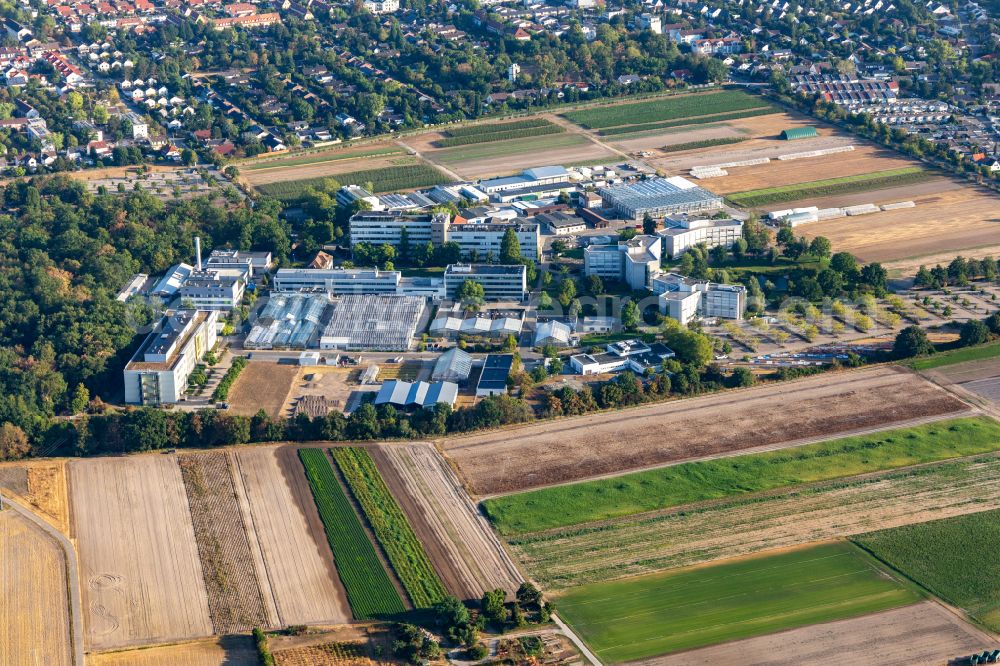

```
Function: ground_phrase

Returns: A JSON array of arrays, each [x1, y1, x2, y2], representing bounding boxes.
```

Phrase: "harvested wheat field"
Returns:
[[511, 452, 1000, 588], [179, 453, 270, 634], [704, 144, 915, 195], [227, 361, 300, 418], [0, 508, 73, 666], [233, 446, 351, 626], [370, 443, 521, 600], [70, 456, 213, 650], [87, 636, 258, 666], [640, 601, 991, 666], [799, 180, 1000, 264], [444, 366, 969, 497]]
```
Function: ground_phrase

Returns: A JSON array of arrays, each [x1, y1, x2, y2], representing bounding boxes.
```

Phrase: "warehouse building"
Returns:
[[273, 267, 401, 294], [658, 217, 743, 257], [336, 184, 383, 210], [430, 312, 523, 339], [600, 176, 723, 221], [431, 348, 473, 383], [319, 294, 425, 351], [480, 166, 571, 195], [444, 264, 528, 301], [375, 379, 458, 409], [584, 235, 662, 291], [123, 310, 219, 405], [653, 273, 746, 324], [476, 354, 513, 396]]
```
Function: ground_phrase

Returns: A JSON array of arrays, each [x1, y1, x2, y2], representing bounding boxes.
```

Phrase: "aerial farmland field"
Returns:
[[855, 509, 1000, 631], [444, 366, 968, 496], [555, 542, 920, 663], [70, 456, 213, 650]]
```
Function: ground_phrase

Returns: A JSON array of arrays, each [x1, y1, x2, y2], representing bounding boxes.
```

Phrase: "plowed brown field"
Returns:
[[371, 443, 521, 600], [444, 367, 968, 496]]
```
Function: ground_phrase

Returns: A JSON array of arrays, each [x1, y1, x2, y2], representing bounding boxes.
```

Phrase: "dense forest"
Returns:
[[0, 176, 289, 452]]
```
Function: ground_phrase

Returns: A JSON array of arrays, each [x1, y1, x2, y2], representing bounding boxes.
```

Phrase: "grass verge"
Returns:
[[556, 542, 920, 663], [907, 341, 1000, 370], [298, 449, 406, 619], [483, 417, 1000, 535], [727, 167, 931, 207], [331, 447, 447, 608], [854, 509, 1000, 631]]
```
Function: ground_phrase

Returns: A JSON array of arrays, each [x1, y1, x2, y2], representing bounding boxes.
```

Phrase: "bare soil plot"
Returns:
[[0, 460, 70, 535], [929, 357, 1000, 385], [371, 443, 521, 600], [87, 637, 258, 666], [283, 366, 365, 417], [70, 456, 213, 650], [638, 602, 992, 666], [703, 145, 914, 195], [243, 155, 419, 186], [444, 367, 968, 497], [511, 452, 1000, 588], [178, 452, 269, 634], [227, 361, 301, 418], [0, 509, 73, 666], [799, 181, 1000, 264], [232, 446, 352, 626]]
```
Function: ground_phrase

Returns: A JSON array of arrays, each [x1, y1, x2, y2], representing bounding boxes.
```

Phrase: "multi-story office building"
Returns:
[[178, 269, 246, 310], [349, 211, 449, 248], [653, 272, 746, 324], [123, 310, 219, 405], [658, 217, 744, 257], [272, 268, 401, 294], [444, 264, 528, 301], [444, 222, 540, 262], [584, 235, 662, 291]]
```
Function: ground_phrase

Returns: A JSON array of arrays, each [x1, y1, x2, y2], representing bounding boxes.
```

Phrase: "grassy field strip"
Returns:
[[727, 166, 932, 207], [597, 106, 778, 137], [854, 510, 1000, 631], [508, 452, 1000, 589], [435, 124, 563, 148], [562, 90, 767, 129], [660, 136, 750, 153], [556, 542, 921, 663], [908, 341, 1000, 370], [444, 118, 552, 137], [484, 417, 1000, 535], [330, 447, 447, 609], [242, 147, 406, 171], [432, 133, 590, 164], [256, 163, 450, 201], [298, 449, 406, 619]]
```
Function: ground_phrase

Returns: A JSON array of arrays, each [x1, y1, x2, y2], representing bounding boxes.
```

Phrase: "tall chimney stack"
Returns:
[[195, 236, 202, 271]]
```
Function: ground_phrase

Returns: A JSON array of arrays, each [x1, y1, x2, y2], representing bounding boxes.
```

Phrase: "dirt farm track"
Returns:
[[443, 366, 969, 497]]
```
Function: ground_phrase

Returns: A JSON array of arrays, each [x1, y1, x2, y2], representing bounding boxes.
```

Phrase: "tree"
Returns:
[[557, 278, 576, 308], [516, 582, 542, 608], [181, 148, 197, 166], [914, 265, 933, 288], [0, 423, 30, 461], [642, 213, 656, 235], [830, 252, 858, 275], [500, 227, 521, 264], [456, 279, 485, 308], [731, 366, 755, 387], [586, 274, 604, 296], [70, 383, 90, 414], [960, 320, 990, 347], [434, 595, 470, 629], [893, 325, 934, 358], [621, 299, 640, 330], [859, 263, 888, 295], [481, 589, 508, 627], [808, 236, 832, 258]]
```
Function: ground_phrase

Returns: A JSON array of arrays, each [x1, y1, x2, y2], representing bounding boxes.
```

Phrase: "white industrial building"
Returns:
[[570, 339, 675, 375], [584, 235, 662, 291], [658, 217, 743, 257], [273, 267, 401, 294], [600, 176, 723, 221], [375, 379, 458, 408], [653, 273, 746, 325], [444, 264, 528, 301], [445, 222, 541, 262], [480, 166, 572, 195], [123, 310, 219, 405], [349, 211, 449, 248], [430, 313, 523, 339], [320, 295, 425, 351], [337, 184, 384, 210], [178, 269, 246, 310]]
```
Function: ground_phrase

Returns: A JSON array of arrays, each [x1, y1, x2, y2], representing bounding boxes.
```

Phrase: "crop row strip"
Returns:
[[298, 449, 406, 619]]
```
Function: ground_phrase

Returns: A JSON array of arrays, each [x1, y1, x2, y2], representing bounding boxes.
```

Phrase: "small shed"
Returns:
[[779, 127, 818, 140]]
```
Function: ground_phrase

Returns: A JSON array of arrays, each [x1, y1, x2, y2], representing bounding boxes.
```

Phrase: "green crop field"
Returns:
[[331, 447, 447, 608], [483, 417, 1000, 535], [298, 449, 406, 619], [727, 167, 932, 207], [563, 90, 770, 130], [908, 341, 1000, 370], [435, 124, 564, 148], [660, 136, 750, 153], [597, 106, 778, 137], [443, 118, 552, 137], [855, 510, 1000, 631], [433, 133, 589, 163], [242, 146, 406, 170], [255, 163, 450, 201], [556, 542, 920, 663]]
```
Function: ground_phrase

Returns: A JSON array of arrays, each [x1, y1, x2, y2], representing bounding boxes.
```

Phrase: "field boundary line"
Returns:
[[552, 613, 603, 666], [2, 494, 84, 666]]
